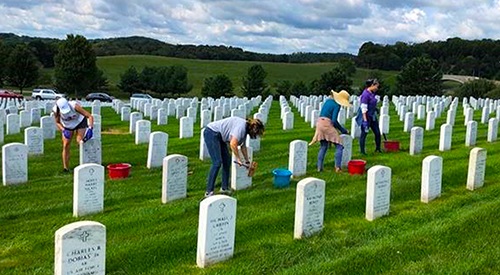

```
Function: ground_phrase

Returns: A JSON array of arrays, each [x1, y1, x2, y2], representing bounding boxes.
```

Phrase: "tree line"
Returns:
[[357, 37, 500, 79]]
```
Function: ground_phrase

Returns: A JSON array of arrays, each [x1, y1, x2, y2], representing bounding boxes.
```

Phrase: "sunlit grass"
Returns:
[[0, 100, 499, 274]]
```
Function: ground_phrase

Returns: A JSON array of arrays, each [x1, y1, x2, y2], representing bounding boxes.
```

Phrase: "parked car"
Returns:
[[0, 89, 23, 99], [86, 92, 114, 102], [32, 88, 65, 100], [131, 93, 153, 102]]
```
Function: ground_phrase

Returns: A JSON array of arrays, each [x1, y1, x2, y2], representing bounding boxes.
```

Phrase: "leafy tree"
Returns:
[[201, 74, 234, 98], [337, 58, 356, 76], [28, 40, 57, 68], [395, 57, 442, 96], [118, 66, 141, 95], [0, 41, 10, 87], [5, 44, 39, 94], [242, 64, 269, 97], [139, 66, 158, 91], [54, 34, 104, 97], [454, 79, 497, 99], [311, 67, 352, 95], [485, 86, 500, 99], [169, 65, 192, 96]]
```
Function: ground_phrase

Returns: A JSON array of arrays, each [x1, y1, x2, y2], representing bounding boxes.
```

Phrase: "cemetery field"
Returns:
[[1, 100, 500, 274], [96, 55, 397, 96]]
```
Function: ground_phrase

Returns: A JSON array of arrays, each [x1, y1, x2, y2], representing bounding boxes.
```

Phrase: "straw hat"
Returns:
[[331, 90, 351, 107]]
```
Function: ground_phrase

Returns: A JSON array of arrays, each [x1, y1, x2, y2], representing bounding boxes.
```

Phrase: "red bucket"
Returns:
[[383, 140, 400, 152], [107, 163, 131, 179], [347, 159, 366, 175]]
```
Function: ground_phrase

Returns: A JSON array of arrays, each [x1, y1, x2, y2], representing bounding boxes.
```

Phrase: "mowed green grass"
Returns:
[[96, 55, 397, 97], [1, 100, 499, 274]]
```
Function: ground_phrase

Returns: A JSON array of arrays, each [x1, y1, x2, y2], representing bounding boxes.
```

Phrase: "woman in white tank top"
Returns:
[[53, 97, 94, 173]]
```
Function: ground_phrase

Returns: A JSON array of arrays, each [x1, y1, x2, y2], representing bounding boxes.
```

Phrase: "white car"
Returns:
[[32, 88, 66, 100]]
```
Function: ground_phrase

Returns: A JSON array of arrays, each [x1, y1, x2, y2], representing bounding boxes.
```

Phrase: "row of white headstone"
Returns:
[[54, 145, 487, 273]]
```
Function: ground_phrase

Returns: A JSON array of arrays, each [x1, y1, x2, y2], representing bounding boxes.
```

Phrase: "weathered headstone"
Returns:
[[157, 108, 168, 125], [379, 114, 390, 134], [147, 131, 168, 169], [466, 147, 487, 191], [54, 221, 106, 275], [465, 120, 477, 147], [179, 117, 194, 138], [73, 164, 104, 217], [2, 143, 28, 185], [288, 140, 308, 178], [79, 138, 102, 165], [293, 177, 325, 239], [196, 195, 236, 268], [24, 127, 44, 155], [365, 165, 391, 221], [162, 154, 188, 203], [351, 117, 361, 138], [421, 156, 442, 203], [135, 119, 151, 145], [409, 126, 424, 155], [200, 109, 211, 128], [231, 146, 253, 190], [20, 110, 31, 128]]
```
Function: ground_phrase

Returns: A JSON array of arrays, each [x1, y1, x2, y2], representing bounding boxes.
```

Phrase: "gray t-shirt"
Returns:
[[207, 117, 246, 145]]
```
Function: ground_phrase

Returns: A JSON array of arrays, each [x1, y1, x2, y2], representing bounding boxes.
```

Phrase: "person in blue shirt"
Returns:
[[204, 117, 265, 197], [357, 79, 382, 154], [309, 90, 351, 172]]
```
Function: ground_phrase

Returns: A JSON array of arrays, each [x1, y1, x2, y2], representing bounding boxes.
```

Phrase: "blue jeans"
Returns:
[[359, 119, 381, 154], [317, 140, 344, 171], [204, 127, 231, 193]]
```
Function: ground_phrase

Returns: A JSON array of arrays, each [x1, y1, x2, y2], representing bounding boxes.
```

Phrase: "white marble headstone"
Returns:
[[294, 177, 325, 239], [135, 119, 151, 145], [199, 128, 210, 161], [179, 117, 194, 138], [129, 112, 143, 134], [54, 221, 106, 275], [487, 117, 498, 142], [73, 163, 104, 217], [41, 116, 56, 139], [147, 131, 168, 169], [365, 165, 392, 221], [162, 154, 188, 203], [121, 106, 131, 121], [2, 143, 28, 185], [6, 113, 20, 135], [288, 140, 308, 178], [79, 139, 102, 165], [465, 120, 477, 147], [421, 155, 442, 203], [466, 147, 487, 191], [157, 108, 168, 125], [439, 124, 452, 151], [283, 111, 294, 130], [340, 134, 352, 168], [24, 127, 44, 155], [425, 111, 435, 131], [409, 126, 424, 155], [231, 146, 253, 190], [196, 195, 236, 268]]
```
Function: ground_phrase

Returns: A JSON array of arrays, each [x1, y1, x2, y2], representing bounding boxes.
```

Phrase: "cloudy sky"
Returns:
[[1, 0, 500, 55]]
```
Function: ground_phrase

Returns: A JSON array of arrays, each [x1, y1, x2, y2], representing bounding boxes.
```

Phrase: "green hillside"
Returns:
[[96, 55, 397, 97]]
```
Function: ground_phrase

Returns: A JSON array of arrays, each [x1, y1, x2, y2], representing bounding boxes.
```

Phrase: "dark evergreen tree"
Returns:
[[118, 66, 141, 95], [201, 74, 234, 98], [241, 65, 269, 97]]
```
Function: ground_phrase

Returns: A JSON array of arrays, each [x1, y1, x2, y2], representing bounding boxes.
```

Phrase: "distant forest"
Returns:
[[1, 33, 500, 79]]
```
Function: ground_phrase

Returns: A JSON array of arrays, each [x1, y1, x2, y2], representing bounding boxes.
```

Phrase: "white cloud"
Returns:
[[1, 0, 500, 54]]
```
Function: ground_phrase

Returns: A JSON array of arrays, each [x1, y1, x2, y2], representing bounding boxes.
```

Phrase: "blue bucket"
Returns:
[[272, 168, 292, 188]]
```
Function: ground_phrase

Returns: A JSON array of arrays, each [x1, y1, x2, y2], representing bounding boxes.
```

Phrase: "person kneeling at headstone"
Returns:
[[309, 90, 351, 173], [203, 117, 265, 197], [53, 97, 94, 173]]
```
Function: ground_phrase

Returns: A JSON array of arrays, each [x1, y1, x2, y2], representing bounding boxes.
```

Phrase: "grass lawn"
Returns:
[[96, 55, 397, 97], [1, 98, 499, 274]]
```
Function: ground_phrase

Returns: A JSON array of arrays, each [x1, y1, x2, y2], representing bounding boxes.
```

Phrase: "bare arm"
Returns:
[[54, 113, 65, 131], [229, 136, 247, 165], [75, 104, 94, 128]]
